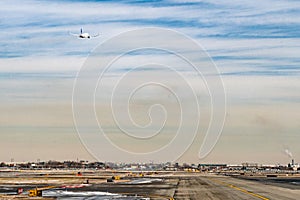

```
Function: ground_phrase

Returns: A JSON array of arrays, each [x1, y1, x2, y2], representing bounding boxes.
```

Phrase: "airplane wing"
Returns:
[[91, 33, 100, 38], [69, 31, 79, 37]]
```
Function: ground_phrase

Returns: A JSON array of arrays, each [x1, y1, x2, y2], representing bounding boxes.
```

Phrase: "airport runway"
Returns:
[[174, 175, 300, 200], [1, 171, 300, 199]]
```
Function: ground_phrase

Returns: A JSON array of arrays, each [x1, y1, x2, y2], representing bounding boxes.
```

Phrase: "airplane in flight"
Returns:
[[69, 28, 99, 39]]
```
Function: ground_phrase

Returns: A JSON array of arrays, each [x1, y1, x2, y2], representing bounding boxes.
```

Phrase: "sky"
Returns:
[[0, 0, 300, 164]]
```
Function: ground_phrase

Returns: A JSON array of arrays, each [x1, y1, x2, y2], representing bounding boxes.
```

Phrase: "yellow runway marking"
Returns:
[[210, 178, 269, 200]]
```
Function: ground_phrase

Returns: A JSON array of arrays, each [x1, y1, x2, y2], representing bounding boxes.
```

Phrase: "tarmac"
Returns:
[[173, 174, 300, 200], [0, 170, 299, 199]]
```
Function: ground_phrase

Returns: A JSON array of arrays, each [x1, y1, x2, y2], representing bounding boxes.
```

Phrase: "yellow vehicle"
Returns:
[[28, 186, 56, 197], [112, 175, 121, 180]]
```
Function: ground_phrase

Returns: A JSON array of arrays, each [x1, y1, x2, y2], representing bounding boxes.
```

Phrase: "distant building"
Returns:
[[198, 164, 227, 171]]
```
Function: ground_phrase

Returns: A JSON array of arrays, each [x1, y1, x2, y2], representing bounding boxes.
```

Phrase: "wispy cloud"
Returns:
[[0, 0, 299, 162], [1, 0, 299, 76]]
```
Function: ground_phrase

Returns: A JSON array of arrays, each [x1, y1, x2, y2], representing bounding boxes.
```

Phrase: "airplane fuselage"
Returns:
[[79, 33, 91, 38]]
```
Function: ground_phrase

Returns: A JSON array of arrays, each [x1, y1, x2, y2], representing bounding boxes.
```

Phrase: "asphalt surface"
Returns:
[[174, 175, 300, 200], [1, 171, 300, 199]]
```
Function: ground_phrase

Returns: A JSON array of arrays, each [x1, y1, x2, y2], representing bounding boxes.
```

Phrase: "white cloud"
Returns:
[[0, 0, 300, 162]]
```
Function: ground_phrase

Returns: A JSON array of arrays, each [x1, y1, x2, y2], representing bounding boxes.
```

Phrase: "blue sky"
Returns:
[[1, 0, 300, 76], [0, 0, 300, 163]]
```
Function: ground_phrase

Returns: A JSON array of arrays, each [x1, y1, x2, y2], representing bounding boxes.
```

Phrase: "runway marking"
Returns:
[[209, 178, 270, 200]]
